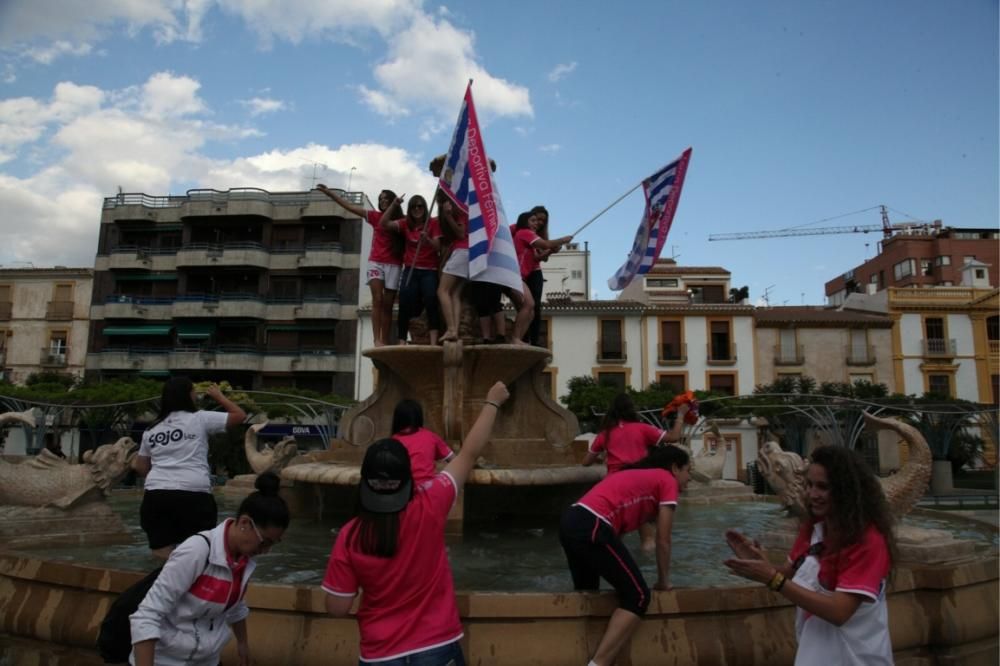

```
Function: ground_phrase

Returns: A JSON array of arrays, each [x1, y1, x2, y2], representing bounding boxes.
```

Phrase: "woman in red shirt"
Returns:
[[390, 399, 454, 485], [512, 210, 572, 346], [323, 382, 510, 665], [316, 184, 404, 347], [385, 195, 443, 345], [724, 445, 896, 664], [560, 445, 691, 666]]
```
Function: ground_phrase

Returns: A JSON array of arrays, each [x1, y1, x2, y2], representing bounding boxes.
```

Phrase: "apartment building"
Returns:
[[87, 188, 367, 395], [0, 267, 93, 384], [825, 225, 998, 305], [754, 306, 895, 389]]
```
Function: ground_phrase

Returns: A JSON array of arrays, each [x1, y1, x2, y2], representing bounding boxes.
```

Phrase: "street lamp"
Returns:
[[347, 166, 357, 192]]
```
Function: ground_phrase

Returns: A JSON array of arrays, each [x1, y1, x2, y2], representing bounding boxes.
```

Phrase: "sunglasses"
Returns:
[[248, 517, 281, 550]]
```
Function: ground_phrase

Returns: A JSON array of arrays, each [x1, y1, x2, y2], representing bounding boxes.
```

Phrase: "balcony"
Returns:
[[40, 347, 69, 367], [990, 340, 999, 359], [99, 295, 175, 320], [596, 339, 627, 364], [175, 242, 269, 269], [0, 302, 11, 320], [88, 347, 170, 372], [923, 338, 957, 357], [263, 349, 353, 373], [45, 300, 75, 321], [774, 344, 804, 366], [846, 344, 877, 366], [658, 342, 687, 365], [294, 297, 347, 319], [297, 243, 354, 269], [707, 342, 738, 366], [103, 246, 179, 272], [168, 345, 263, 372], [172, 293, 266, 319]]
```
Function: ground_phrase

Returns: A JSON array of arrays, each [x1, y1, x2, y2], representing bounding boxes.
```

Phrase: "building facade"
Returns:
[[754, 306, 895, 390], [825, 226, 999, 305], [87, 188, 367, 395], [0, 267, 93, 384]]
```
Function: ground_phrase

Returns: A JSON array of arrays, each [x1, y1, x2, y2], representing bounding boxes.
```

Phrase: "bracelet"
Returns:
[[767, 571, 786, 592], [484, 400, 502, 410]]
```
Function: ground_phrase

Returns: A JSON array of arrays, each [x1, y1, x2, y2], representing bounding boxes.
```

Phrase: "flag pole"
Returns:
[[569, 180, 644, 238]]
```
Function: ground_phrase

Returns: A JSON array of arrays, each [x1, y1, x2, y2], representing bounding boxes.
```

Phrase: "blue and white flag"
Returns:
[[608, 148, 692, 291], [440, 82, 523, 294]]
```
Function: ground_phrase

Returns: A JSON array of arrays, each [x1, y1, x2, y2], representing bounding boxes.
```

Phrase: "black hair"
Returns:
[[237, 471, 290, 530], [406, 195, 429, 227], [529, 205, 550, 240], [515, 211, 534, 230], [600, 392, 640, 441], [148, 376, 196, 429], [808, 446, 896, 567], [379, 189, 405, 220], [391, 399, 424, 434], [623, 444, 690, 472]]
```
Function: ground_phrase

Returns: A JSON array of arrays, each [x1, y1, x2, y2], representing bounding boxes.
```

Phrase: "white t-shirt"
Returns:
[[139, 410, 229, 493]]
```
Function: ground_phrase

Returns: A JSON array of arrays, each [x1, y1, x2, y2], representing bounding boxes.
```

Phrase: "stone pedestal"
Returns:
[[0, 502, 132, 549]]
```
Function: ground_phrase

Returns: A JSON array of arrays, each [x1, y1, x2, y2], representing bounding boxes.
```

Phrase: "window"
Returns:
[[646, 278, 679, 288], [920, 259, 932, 276], [987, 316, 999, 341], [924, 317, 945, 347], [656, 373, 686, 394], [849, 373, 875, 384], [869, 273, 879, 284], [708, 320, 733, 361], [927, 374, 951, 397], [596, 371, 626, 392], [599, 319, 625, 361], [992, 375, 999, 407], [701, 285, 726, 303], [46, 332, 68, 366], [270, 278, 299, 300], [571, 270, 583, 279], [708, 373, 736, 396], [849, 329, 870, 364], [777, 329, 799, 363], [975, 268, 986, 279], [893, 259, 915, 280], [934, 255, 951, 266], [659, 319, 683, 362]]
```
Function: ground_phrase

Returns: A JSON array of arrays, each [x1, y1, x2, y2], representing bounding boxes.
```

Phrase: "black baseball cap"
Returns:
[[359, 438, 413, 513]]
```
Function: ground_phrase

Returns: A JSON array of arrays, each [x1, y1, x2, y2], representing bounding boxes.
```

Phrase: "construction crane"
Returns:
[[708, 205, 939, 242]]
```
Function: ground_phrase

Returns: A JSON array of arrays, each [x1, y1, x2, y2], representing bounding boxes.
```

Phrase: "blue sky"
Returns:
[[0, 0, 996, 304]]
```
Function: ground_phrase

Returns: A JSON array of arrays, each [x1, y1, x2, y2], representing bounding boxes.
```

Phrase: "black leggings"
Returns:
[[559, 505, 650, 616], [397, 268, 441, 341], [524, 270, 544, 345]]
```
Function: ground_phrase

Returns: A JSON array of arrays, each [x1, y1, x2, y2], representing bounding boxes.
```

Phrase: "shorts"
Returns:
[[140, 489, 218, 550], [442, 249, 469, 278], [367, 261, 402, 290]]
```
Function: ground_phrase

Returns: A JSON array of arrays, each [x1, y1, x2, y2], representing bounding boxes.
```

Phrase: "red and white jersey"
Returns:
[[367, 210, 401, 265], [399, 218, 442, 270], [588, 421, 664, 474], [513, 227, 541, 278], [446, 209, 469, 250], [393, 427, 453, 485], [130, 520, 254, 665], [322, 473, 463, 662], [788, 521, 893, 665], [575, 468, 679, 536]]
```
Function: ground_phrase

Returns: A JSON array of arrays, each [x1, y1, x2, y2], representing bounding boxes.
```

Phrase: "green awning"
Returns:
[[266, 324, 337, 332], [138, 370, 171, 377], [114, 273, 178, 282], [104, 326, 173, 336], [176, 322, 216, 339]]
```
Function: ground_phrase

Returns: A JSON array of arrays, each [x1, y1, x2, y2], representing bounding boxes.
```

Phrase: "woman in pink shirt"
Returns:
[[724, 445, 895, 665], [390, 399, 455, 485], [436, 195, 469, 343], [316, 184, 404, 347], [323, 382, 510, 665], [384, 195, 443, 345], [512, 209, 572, 346], [560, 445, 691, 666]]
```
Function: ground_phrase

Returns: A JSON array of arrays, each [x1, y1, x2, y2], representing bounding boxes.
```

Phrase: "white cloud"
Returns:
[[2, 64, 15, 84], [0, 0, 182, 49], [513, 126, 530, 137], [240, 96, 288, 116], [547, 61, 577, 82], [364, 13, 532, 119], [358, 85, 411, 119], [24, 40, 93, 64], [0, 73, 439, 268], [538, 143, 561, 153]]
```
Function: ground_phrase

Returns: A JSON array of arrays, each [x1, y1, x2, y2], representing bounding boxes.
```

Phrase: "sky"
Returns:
[[0, 0, 996, 305]]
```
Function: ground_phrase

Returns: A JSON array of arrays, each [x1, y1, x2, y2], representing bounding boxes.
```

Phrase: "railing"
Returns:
[[658, 342, 687, 364], [773, 344, 804, 365], [890, 287, 983, 302], [104, 295, 176, 305], [846, 344, 876, 365], [923, 338, 957, 356], [989, 340, 999, 355], [180, 241, 266, 253], [45, 300, 75, 320], [596, 339, 627, 363], [103, 294, 339, 306], [40, 348, 69, 367], [707, 342, 738, 364], [109, 244, 179, 256], [100, 345, 344, 357], [103, 188, 364, 210]]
